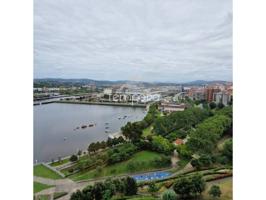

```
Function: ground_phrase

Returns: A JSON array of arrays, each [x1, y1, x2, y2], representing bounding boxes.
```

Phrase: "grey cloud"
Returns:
[[34, 0, 232, 82]]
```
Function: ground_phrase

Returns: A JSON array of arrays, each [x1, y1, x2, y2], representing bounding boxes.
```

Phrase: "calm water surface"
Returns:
[[34, 103, 145, 163]]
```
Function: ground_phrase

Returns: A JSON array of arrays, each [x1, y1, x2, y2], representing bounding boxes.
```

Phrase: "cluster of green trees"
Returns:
[[143, 104, 160, 125], [70, 177, 137, 200], [134, 136, 174, 155], [121, 104, 159, 142], [191, 154, 214, 169], [69, 153, 108, 173], [88, 141, 107, 154], [173, 174, 206, 199], [106, 136, 125, 147], [216, 139, 233, 165], [121, 122, 143, 142], [187, 114, 232, 154], [150, 135, 174, 154], [88, 136, 125, 154], [153, 107, 209, 137], [176, 144, 193, 160], [165, 129, 187, 141], [70, 155, 78, 162], [107, 143, 138, 164]]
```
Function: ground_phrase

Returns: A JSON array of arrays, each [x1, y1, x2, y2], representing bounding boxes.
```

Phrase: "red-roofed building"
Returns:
[[174, 138, 184, 146]]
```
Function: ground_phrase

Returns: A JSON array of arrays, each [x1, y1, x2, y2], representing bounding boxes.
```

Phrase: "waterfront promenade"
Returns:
[[55, 100, 147, 108]]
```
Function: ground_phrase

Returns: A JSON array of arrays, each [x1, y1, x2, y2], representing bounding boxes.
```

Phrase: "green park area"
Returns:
[[142, 125, 153, 137], [34, 182, 54, 194], [70, 151, 168, 181], [202, 177, 232, 200], [35, 103, 232, 200], [49, 157, 70, 167], [34, 164, 62, 179]]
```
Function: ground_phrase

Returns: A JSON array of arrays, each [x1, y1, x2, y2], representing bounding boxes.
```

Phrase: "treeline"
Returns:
[[88, 136, 125, 154], [186, 113, 232, 154], [153, 107, 210, 137], [70, 177, 137, 200], [107, 143, 137, 164], [136, 135, 174, 155], [121, 104, 159, 141]]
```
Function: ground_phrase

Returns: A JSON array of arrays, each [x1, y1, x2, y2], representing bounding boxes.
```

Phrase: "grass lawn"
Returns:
[[70, 151, 167, 181], [49, 157, 70, 167], [54, 192, 68, 199], [34, 164, 62, 179], [112, 195, 158, 200], [142, 126, 153, 137], [202, 177, 232, 200], [34, 182, 54, 194], [35, 195, 50, 200]]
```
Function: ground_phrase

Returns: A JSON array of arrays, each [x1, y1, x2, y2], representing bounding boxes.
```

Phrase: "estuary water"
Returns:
[[34, 103, 145, 163]]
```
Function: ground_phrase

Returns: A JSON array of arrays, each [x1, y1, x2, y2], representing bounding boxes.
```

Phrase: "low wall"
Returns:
[[55, 100, 147, 108]]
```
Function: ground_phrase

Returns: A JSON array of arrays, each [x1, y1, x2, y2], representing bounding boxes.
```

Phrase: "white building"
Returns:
[[214, 92, 230, 105], [103, 88, 113, 95]]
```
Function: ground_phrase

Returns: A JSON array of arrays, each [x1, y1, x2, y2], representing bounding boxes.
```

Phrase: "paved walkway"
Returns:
[[34, 158, 180, 200], [34, 176, 89, 200]]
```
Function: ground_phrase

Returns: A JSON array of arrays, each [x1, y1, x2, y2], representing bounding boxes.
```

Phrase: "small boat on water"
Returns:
[[88, 124, 94, 127], [118, 117, 121, 120], [63, 137, 67, 141], [81, 125, 87, 129], [105, 126, 109, 129]]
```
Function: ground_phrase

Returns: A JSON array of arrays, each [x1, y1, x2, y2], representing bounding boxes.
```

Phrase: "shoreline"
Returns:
[[55, 100, 147, 108]]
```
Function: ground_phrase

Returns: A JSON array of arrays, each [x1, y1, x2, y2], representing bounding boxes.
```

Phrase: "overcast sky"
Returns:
[[34, 0, 232, 82]]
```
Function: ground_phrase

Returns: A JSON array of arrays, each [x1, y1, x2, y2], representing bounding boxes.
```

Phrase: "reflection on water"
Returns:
[[34, 103, 145, 163]]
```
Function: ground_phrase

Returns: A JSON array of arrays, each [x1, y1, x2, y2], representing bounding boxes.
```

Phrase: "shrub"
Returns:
[[162, 189, 177, 200], [209, 185, 222, 198], [69, 155, 78, 162]]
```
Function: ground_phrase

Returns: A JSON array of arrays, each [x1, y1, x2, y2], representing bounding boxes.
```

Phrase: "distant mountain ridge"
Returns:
[[34, 78, 231, 87]]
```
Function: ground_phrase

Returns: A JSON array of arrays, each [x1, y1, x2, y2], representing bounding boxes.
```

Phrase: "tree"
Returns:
[[190, 174, 206, 196], [222, 139, 233, 164], [88, 142, 96, 154], [176, 144, 192, 160], [100, 141, 106, 149], [93, 182, 105, 200], [209, 102, 217, 109], [209, 185, 222, 198], [70, 190, 83, 200], [162, 189, 177, 200], [151, 135, 174, 154], [70, 155, 78, 162], [121, 122, 143, 141], [77, 150, 82, 157], [124, 177, 137, 196], [173, 177, 192, 198], [148, 182, 159, 195], [217, 102, 225, 109], [82, 185, 94, 200], [107, 138, 113, 147], [173, 174, 205, 198], [191, 154, 213, 169]]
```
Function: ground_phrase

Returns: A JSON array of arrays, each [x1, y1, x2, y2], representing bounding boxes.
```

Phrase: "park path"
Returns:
[[34, 176, 90, 200], [34, 158, 180, 200]]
